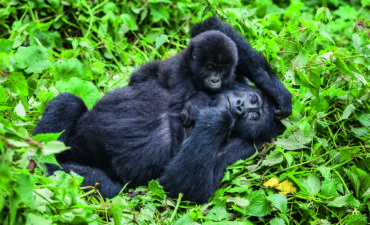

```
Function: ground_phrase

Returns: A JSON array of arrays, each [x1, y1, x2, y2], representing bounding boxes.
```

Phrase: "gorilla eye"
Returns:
[[207, 64, 214, 70], [248, 112, 259, 121], [250, 96, 257, 104]]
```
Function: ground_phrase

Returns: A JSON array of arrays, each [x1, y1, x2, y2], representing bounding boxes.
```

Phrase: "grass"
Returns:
[[0, 0, 369, 224]]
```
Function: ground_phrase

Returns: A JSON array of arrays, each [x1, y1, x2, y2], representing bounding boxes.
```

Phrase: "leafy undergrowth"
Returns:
[[0, 0, 369, 224]]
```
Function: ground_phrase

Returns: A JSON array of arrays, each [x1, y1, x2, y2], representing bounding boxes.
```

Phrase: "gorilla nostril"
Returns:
[[236, 99, 241, 105], [211, 78, 220, 83]]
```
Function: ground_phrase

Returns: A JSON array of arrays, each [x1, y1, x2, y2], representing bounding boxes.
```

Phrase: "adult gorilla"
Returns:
[[34, 80, 283, 203]]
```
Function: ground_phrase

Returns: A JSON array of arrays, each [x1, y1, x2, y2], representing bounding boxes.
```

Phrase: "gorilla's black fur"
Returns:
[[129, 30, 239, 153], [191, 16, 292, 120], [34, 80, 283, 203]]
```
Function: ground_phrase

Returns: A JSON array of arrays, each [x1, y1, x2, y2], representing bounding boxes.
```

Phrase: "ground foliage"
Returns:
[[0, 0, 369, 224]]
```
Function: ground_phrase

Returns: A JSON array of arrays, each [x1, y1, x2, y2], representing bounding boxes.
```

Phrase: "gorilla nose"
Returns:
[[211, 77, 220, 84], [235, 99, 246, 116]]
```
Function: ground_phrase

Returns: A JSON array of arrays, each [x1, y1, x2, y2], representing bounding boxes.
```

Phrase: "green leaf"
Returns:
[[207, 205, 230, 221], [56, 77, 101, 109], [246, 189, 272, 217], [54, 58, 88, 80], [270, 217, 286, 225], [174, 214, 193, 225], [327, 193, 360, 207], [262, 150, 284, 166], [42, 141, 70, 155], [8, 72, 28, 97], [344, 214, 367, 225], [319, 30, 335, 45], [358, 114, 370, 127], [351, 127, 370, 138], [14, 173, 36, 207], [321, 179, 338, 198], [303, 175, 321, 197], [120, 13, 139, 31], [352, 34, 361, 52], [267, 194, 287, 213], [149, 4, 170, 23], [317, 166, 331, 180], [14, 101, 26, 117], [33, 132, 63, 142], [14, 46, 51, 74], [26, 213, 52, 225], [339, 104, 356, 121], [155, 34, 168, 49], [335, 58, 351, 76], [148, 180, 165, 199]]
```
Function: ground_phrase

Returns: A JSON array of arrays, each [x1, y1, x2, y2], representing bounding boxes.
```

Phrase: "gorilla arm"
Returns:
[[159, 107, 257, 204], [191, 16, 292, 119]]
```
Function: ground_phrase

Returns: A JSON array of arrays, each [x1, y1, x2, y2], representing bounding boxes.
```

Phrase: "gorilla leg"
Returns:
[[33, 93, 87, 142], [47, 162, 123, 198]]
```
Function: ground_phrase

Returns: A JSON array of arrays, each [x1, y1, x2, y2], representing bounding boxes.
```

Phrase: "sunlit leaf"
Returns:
[[277, 180, 297, 195], [263, 177, 280, 188]]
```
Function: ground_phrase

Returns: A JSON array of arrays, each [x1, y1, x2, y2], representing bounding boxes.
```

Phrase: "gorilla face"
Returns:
[[201, 63, 231, 92], [214, 86, 283, 143], [189, 30, 238, 93]]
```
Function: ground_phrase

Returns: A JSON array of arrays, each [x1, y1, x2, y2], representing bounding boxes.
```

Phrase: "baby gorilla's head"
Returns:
[[188, 30, 238, 93], [214, 84, 284, 144]]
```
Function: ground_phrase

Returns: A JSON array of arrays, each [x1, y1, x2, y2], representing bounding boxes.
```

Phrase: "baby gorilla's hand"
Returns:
[[180, 100, 200, 127]]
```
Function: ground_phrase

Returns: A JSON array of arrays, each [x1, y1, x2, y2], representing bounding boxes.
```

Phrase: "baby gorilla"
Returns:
[[34, 81, 282, 203], [129, 30, 238, 154]]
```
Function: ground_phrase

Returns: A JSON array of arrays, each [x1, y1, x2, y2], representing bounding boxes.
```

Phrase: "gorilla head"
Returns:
[[187, 30, 238, 92], [214, 83, 284, 144]]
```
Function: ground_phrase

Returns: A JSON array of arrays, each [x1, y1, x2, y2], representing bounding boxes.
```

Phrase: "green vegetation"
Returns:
[[0, 0, 369, 224]]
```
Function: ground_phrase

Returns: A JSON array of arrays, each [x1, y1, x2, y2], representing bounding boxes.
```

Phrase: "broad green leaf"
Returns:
[[335, 58, 351, 76], [54, 58, 88, 80], [120, 13, 139, 31], [262, 150, 284, 166], [42, 141, 70, 155], [8, 72, 28, 97], [14, 173, 36, 207], [270, 217, 286, 225], [148, 180, 165, 199], [155, 34, 168, 49], [317, 166, 331, 180], [352, 33, 361, 52], [351, 127, 370, 138], [33, 132, 63, 142], [149, 4, 170, 24], [207, 205, 230, 221], [56, 77, 101, 109], [267, 194, 287, 213], [0, 39, 13, 53], [14, 46, 51, 73], [339, 104, 356, 121], [14, 101, 26, 117], [26, 213, 52, 225], [319, 30, 335, 44], [246, 189, 272, 217], [344, 214, 367, 225], [328, 193, 360, 207], [303, 175, 321, 196], [358, 114, 370, 127], [174, 214, 193, 225], [321, 179, 338, 198]]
